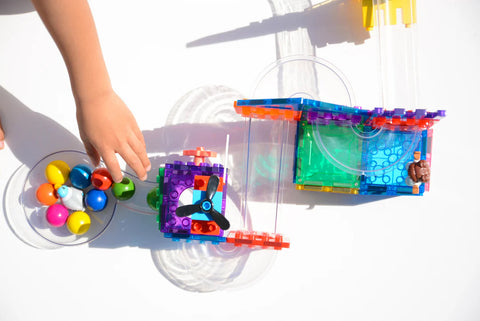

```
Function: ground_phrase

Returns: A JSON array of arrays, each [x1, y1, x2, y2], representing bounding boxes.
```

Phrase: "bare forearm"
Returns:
[[31, 0, 150, 181], [31, 0, 111, 103]]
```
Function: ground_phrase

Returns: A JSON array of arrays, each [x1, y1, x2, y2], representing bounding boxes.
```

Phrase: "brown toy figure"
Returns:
[[408, 152, 431, 194]]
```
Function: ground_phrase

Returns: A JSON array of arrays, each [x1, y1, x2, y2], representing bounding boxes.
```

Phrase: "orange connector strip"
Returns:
[[226, 230, 290, 250]]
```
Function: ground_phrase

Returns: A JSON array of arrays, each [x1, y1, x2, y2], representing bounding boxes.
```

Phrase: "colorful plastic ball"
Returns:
[[45, 203, 69, 227], [45, 160, 71, 189], [91, 168, 113, 190], [85, 189, 108, 212], [69, 164, 93, 189], [112, 177, 135, 201], [146, 187, 160, 211], [66, 211, 91, 235], [36, 183, 58, 206]]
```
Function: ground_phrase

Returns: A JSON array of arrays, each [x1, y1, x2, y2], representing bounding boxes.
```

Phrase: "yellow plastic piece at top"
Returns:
[[362, 0, 417, 31], [45, 160, 71, 189]]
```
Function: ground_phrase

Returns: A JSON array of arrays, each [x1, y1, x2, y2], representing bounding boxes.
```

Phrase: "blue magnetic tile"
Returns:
[[191, 190, 223, 221]]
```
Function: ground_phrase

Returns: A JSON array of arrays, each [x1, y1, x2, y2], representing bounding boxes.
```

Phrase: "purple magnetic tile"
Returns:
[[309, 118, 324, 125], [374, 107, 384, 115], [394, 108, 405, 116], [405, 111, 415, 118], [160, 167, 196, 233], [222, 171, 228, 218], [307, 111, 319, 121], [174, 163, 191, 171], [162, 204, 191, 234], [437, 110, 446, 117], [384, 110, 394, 117], [334, 120, 350, 127], [351, 115, 362, 125], [415, 109, 426, 118], [211, 167, 221, 174], [160, 161, 228, 235]]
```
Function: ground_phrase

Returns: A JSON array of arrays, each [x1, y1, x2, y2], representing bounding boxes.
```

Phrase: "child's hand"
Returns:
[[30, 0, 150, 181], [76, 90, 151, 182]]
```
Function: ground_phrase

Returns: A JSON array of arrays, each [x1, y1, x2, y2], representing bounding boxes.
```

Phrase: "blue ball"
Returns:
[[70, 164, 93, 189], [85, 189, 108, 212]]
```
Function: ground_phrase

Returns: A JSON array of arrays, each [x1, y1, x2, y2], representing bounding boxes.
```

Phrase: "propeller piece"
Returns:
[[175, 175, 230, 230], [209, 209, 230, 230], [206, 174, 219, 200], [175, 204, 202, 217]]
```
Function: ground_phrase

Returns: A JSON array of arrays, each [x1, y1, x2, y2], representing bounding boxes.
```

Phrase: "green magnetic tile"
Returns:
[[295, 121, 361, 188]]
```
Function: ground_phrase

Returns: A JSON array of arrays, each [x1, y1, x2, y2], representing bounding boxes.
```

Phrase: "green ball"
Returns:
[[147, 188, 160, 211], [112, 177, 135, 201]]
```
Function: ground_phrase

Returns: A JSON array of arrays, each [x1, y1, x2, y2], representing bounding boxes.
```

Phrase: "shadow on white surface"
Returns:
[[151, 242, 277, 292], [0, 0, 34, 15], [187, 0, 370, 48], [0, 86, 84, 167]]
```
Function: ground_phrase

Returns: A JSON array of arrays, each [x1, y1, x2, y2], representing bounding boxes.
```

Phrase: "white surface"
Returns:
[[1, 0, 479, 320]]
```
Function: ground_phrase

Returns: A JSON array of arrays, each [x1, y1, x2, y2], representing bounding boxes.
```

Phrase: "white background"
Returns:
[[1, 0, 479, 320]]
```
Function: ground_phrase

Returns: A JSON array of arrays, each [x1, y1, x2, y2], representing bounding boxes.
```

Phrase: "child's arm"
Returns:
[[31, 0, 150, 182]]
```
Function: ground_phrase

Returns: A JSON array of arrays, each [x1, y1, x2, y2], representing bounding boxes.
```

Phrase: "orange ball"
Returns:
[[36, 183, 58, 206]]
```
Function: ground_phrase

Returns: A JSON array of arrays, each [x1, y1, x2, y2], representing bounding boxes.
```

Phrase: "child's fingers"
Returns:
[[129, 134, 150, 172], [120, 144, 147, 181], [133, 126, 146, 149], [83, 140, 100, 166], [101, 151, 123, 183]]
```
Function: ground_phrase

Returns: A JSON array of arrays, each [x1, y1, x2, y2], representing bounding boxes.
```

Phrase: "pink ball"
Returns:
[[46, 203, 69, 227]]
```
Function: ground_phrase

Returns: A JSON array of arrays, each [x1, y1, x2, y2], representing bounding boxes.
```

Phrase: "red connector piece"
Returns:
[[182, 147, 217, 166], [371, 116, 439, 130], [194, 175, 224, 192], [226, 230, 290, 250], [234, 102, 302, 121], [191, 220, 221, 236]]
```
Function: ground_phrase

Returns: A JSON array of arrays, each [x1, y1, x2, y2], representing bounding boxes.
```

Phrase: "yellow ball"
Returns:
[[67, 211, 91, 235], [45, 160, 71, 189]]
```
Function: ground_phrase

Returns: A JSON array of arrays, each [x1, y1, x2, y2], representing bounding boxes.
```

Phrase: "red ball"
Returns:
[[91, 168, 113, 190], [36, 183, 58, 206]]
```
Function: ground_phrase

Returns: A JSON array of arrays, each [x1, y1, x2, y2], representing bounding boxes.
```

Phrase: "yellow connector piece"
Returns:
[[296, 184, 359, 195], [362, 0, 416, 31]]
